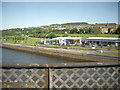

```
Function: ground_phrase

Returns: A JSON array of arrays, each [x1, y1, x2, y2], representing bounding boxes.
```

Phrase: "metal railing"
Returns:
[[1, 62, 120, 88]]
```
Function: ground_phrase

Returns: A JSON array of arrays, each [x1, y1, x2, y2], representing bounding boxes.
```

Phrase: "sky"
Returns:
[[1, 2, 119, 30]]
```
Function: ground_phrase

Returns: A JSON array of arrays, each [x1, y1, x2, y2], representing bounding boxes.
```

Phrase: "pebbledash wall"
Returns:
[[1, 62, 120, 89]]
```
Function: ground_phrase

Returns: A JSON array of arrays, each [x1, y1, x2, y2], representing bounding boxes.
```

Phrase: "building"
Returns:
[[82, 37, 120, 47], [63, 24, 93, 30], [44, 37, 82, 46], [41, 37, 120, 47], [96, 23, 118, 34]]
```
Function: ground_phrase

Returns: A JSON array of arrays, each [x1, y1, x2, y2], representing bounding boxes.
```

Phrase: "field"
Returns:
[[2, 37, 40, 45]]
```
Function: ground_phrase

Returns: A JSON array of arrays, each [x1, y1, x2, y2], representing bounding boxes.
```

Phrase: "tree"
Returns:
[[91, 25, 101, 34], [70, 28, 78, 34], [47, 33, 56, 39], [63, 34, 69, 37], [84, 28, 92, 34], [115, 25, 120, 34], [79, 29, 84, 34]]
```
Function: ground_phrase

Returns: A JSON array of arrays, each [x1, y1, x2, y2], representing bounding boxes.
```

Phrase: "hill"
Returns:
[[62, 22, 88, 25]]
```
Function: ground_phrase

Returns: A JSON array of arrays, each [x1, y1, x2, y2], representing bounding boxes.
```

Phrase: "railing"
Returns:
[[1, 62, 120, 89]]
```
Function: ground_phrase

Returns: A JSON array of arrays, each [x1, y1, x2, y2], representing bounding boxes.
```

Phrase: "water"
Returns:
[[1, 47, 87, 64]]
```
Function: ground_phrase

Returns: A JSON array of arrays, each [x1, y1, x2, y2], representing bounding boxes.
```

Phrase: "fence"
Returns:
[[1, 62, 120, 89]]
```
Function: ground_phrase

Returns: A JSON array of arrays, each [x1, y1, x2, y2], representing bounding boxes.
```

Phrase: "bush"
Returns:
[[63, 34, 69, 37], [47, 33, 56, 39]]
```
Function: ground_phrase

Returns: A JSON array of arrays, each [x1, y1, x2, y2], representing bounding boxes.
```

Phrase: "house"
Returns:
[[96, 23, 118, 34], [63, 24, 93, 30]]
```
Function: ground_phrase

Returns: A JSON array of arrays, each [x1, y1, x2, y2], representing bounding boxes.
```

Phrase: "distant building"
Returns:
[[44, 37, 82, 46], [42, 37, 120, 47], [96, 23, 118, 34], [82, 37, 120, 47], [63, 24, 93, 29]]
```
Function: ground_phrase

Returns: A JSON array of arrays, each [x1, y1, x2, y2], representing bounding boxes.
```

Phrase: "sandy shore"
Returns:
[[1, 43, 119, 62]]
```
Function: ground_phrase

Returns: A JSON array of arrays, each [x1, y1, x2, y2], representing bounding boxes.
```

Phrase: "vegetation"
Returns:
[[2, 36, 119, 52], [2, 33, 119, 45], [2, 36, 39, 45], [2, 27, 119, 38], [1, 22, 119, 54], [47, 33, 56, 39], [61, 22, 88, 25], [1, 22, 119, 45], [115, 25, 120, 34], [91, 25, 101, 34], [55, 34, 119, 38]]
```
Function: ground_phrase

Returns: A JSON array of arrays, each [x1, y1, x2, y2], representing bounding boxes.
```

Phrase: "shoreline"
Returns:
[[1, 43, 119, 62]]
